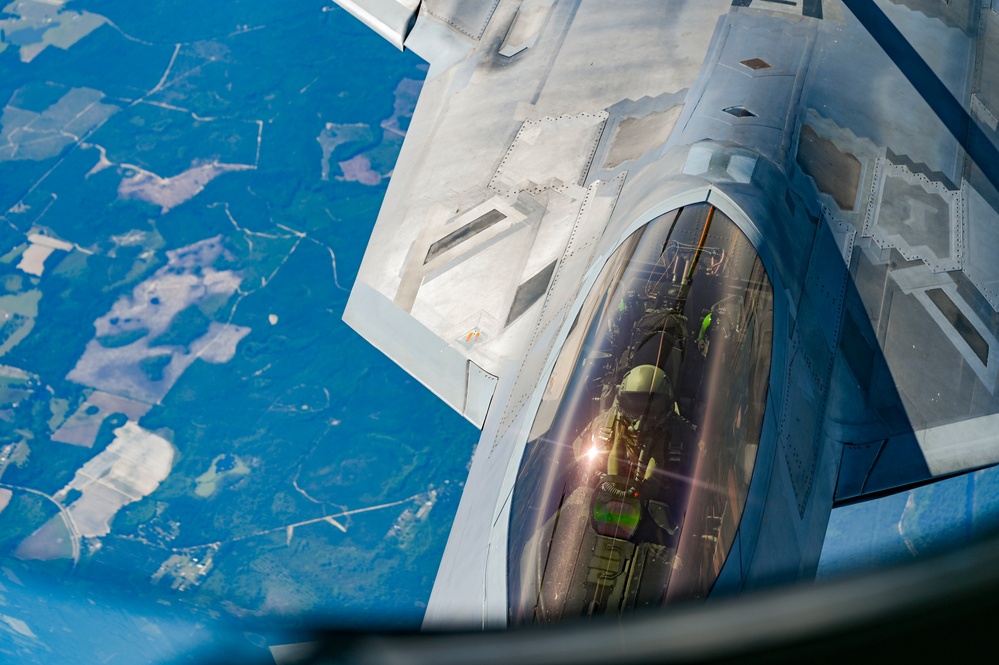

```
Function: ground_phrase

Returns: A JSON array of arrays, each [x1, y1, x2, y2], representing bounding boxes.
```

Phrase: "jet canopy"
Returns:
[[508, 204, 775, 624]]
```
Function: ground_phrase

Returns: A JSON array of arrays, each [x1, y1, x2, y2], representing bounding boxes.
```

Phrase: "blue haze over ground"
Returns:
[[0, 2, 475, 661], [0, 2, 996, 663]]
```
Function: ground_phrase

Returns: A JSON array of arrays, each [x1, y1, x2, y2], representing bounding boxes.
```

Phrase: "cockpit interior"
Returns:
[[508, 203, 775, 623]]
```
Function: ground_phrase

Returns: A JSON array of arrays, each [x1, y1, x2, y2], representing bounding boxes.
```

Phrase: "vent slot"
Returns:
[[926, 288, 989, 366], [723, 105, 757, 118], [506, 261, 557, 326], [740, 58, 771, 71], [425, 209, 506, 264]]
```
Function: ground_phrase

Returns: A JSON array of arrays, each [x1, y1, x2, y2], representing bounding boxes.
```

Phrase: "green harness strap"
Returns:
[[698, 311, 712, 342]]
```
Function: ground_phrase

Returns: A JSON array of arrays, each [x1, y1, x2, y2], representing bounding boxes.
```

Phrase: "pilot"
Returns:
[[608, 364, 672, 489], [592, 364, 673, 500]]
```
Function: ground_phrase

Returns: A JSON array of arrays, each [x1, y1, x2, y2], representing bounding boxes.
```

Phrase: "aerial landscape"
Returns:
[[0, 1, 479, 661], [2, 0, 999, 663]]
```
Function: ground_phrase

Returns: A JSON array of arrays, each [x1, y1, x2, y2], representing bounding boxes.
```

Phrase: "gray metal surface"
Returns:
[[334, 0, 420, 49], [334, 0, 999, 628]]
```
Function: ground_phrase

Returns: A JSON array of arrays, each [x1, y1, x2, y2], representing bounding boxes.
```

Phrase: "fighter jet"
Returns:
[[333, 0, 999, 629]]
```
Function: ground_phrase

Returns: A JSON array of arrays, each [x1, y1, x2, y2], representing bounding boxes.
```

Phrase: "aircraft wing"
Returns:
[[337, 0, 999, 624], [340, 0, 736, 427]]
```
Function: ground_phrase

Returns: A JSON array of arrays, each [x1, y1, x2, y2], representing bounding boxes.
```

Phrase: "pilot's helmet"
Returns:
[[618, 364, 673, 421]]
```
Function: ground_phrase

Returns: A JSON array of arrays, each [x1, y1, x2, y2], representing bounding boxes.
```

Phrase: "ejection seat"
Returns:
[[624, 308, 686, 396]]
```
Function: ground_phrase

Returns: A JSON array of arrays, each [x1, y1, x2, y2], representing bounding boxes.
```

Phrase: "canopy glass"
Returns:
[[508, 204, 775, 624]]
